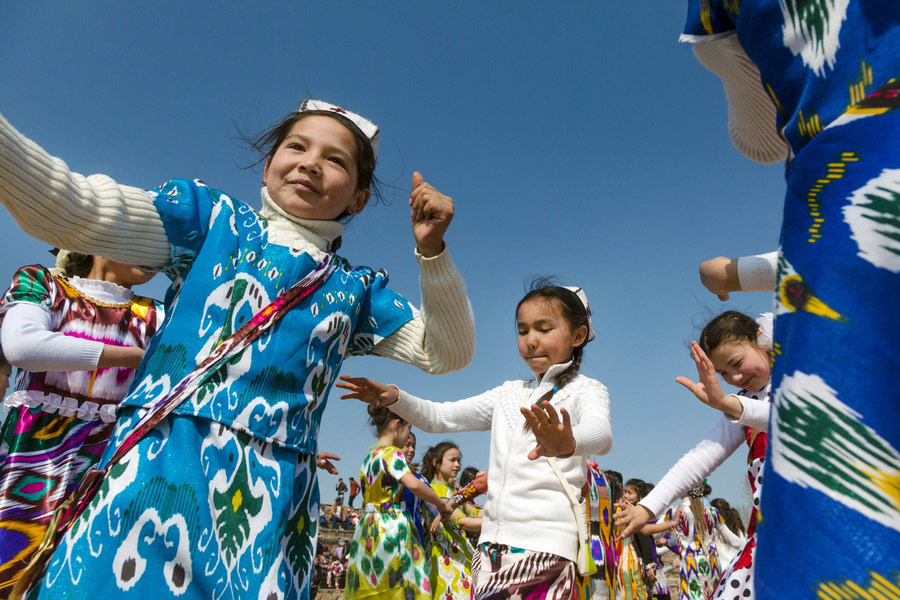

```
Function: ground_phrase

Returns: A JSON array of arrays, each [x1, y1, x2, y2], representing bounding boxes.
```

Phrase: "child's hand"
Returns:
[[336, 376, 399, 407], [410, 171, 454, 258], [521, 401, 576, 460], [675, 342, 738, 417], [613, 501, 653, 541], [316, 451, 341, 474]]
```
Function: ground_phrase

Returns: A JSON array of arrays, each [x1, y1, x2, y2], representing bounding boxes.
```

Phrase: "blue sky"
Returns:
[[0, 3, 786, 513]]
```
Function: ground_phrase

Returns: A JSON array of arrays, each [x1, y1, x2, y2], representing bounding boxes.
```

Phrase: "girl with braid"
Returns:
[[338, 279, 613, 600]]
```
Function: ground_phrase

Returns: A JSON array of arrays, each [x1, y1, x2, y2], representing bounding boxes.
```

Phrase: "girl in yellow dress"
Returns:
[[345, 406, 452, 600], [422, 442, 482, 600]]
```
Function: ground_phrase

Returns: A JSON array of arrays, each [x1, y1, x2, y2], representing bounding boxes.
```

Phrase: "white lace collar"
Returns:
[[67, 276, 135, 304]]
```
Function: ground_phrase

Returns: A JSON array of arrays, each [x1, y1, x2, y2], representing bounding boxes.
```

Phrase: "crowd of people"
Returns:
[[0, 1, 896, 599]]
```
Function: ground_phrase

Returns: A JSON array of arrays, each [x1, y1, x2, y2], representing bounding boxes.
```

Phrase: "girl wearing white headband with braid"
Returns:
[[0, 100, 474, 599], [339, 279, 612, 600]]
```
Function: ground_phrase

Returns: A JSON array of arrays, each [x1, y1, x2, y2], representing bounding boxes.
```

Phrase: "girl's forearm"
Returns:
[[0, 114, 170, 267], [371, 248, 475, 374]]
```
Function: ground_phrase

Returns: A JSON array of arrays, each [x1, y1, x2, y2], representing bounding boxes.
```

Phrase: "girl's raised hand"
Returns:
[[675, 341, 728, 411], [521, 401, 576, 460], [409, 171, 454, 258], [336, 376, 399, 407]]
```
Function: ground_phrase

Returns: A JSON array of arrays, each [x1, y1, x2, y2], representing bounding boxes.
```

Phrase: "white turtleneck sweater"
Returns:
[[0, 113, 474, 375]]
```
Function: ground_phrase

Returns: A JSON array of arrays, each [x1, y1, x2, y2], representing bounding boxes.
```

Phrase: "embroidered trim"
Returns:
[[3, 390, 117, 423]]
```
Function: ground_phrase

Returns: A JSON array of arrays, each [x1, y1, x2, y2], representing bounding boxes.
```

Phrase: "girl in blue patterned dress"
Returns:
[[0, 99, 475, 599], [676, 2, 900, 596]]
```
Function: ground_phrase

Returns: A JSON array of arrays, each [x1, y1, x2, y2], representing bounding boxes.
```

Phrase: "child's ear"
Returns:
[[348, 189, 371, 216], [572, 325, 588, 347]]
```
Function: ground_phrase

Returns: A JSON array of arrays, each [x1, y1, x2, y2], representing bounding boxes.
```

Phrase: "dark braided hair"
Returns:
[[516, 277, 593, 389], [698, 311, 760, 356], [421, 441, 459, 482]]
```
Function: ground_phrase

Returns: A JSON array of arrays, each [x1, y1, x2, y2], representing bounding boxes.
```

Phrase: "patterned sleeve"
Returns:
[[681, 0, 737, 42], [384, 446, 413, 482], [0, 265, 55, 314], [346, 267, 414, 357], [149, 178, 217, 282]]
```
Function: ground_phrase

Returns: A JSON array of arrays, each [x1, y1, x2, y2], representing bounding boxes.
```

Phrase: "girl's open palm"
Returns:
[[521, 401, 576, 460], [336, 376, 398, 407], [675, 341, 727, 411]]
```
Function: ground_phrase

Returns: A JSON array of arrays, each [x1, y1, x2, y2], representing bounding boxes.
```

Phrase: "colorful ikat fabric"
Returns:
[[0, 266, 162, 597], [31, 178, 415, 599], [346, 446, 430, 600], [684, 2, 900, 597]]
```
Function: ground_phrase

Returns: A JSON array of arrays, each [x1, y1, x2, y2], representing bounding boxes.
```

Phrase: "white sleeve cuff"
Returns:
[[728, 396, 770, 432], [737, 251, 778, 292]]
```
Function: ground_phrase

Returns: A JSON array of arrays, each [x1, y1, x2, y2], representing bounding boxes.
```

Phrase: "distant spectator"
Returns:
[[335, 477, 348, 504], [348, 477, 361, 507]]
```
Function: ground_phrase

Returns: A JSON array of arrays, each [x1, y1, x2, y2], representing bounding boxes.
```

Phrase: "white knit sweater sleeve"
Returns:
[[727, 396, 770, 432], [689, 36, 789, 164], [371, 247, 475, 374], [390, 384, 499, 433], [1, 302, 103, 372], [0, 114, 170, 268], [570, 378, 613, 456], [736, 251, 778, 292], [639, 415, 746, 517]]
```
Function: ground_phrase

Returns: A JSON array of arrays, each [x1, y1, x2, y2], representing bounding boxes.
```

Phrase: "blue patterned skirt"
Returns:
[[30, 407, 319, 600], [756, 81, 900, 598]]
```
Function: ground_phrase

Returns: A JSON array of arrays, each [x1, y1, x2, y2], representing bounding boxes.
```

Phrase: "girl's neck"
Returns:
[[84, 263, 132, 288], [431, 473, 450, 486], [375, 433, 397, 448]]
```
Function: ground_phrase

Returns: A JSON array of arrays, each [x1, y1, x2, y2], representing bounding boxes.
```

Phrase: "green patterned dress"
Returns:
[[345, 446, 430, 600]]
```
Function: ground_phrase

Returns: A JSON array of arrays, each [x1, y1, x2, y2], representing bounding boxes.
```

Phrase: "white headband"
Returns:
[[563, 286, 595, 342], [298, 99, 380, 159]]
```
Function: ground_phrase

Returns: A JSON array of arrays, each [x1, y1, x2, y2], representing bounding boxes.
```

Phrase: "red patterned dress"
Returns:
[[0, 265, 163, 596], [711, 421, 767, 600]]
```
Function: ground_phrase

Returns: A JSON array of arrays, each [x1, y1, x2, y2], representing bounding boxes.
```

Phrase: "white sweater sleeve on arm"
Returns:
[[1, 303, 104, 372], [0, 114, 170, 268], [691, 36, 789, 164], [639, 415, 746, 517], [390, 386, 497, 434], [736, 251, 778, 292], [728, 396, 770, 432], [570, 380, 613, 456], [371, 247, 475, 374]]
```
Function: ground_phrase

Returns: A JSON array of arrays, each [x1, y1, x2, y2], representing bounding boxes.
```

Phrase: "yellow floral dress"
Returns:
[[428, 481, 476, 600], [345, 446, 430, 600]]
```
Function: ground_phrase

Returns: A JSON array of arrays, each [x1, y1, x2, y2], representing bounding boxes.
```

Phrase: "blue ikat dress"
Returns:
[[31, 179, 415, 600]]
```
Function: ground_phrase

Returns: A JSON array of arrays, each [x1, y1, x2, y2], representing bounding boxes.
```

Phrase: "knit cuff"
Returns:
[[737, 251, 777, 292]]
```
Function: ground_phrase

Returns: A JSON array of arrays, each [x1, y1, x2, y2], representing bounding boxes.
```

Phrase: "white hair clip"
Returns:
[[299, 99, 380, 159], [563, 286, 595, 342]]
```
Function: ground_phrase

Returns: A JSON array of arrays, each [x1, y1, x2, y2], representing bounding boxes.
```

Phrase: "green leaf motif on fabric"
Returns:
[[212, 451, 265, 567]]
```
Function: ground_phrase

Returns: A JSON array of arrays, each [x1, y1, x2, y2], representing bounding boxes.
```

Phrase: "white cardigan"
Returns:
[[390, 361, 612, 562]]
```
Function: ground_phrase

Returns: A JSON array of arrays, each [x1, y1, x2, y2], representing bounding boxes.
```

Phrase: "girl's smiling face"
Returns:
[[709, 338, 771, 392], [516, 298, 587, 377], [263, 115, 369, 221], [437, 447, 461, 483]]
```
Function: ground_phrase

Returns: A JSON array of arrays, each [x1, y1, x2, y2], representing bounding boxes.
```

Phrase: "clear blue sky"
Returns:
[[0, 3, 785, 513]]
